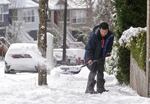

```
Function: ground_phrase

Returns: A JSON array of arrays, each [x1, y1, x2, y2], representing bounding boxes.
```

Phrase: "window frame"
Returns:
[[0, 5, 4, 22], [23, 9, 35, 23], [71, 10, 86, 24]]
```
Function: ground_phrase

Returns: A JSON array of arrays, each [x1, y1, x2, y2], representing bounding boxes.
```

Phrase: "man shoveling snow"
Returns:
[[84, 22, 114, 94]]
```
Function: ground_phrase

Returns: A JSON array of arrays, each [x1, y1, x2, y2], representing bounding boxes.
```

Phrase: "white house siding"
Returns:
[[70, 9, 87, 24], [8, 0, 39, 32], [17, 8, 39, 32], [0, 0, 10, 5], [24, 8, 39, 32]]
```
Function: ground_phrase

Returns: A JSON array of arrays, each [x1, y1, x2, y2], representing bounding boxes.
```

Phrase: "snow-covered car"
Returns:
[[4, 43, 44, 73], [53, 48, 85, 65]]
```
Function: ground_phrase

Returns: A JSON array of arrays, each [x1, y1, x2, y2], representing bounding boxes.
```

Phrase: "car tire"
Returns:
[[5, 68, 16, 74], [4, 65, 16, 74], [4, 66, 10, 73]]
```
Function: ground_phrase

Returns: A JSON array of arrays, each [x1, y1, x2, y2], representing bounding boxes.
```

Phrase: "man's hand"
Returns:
[[88, 60, 93, 65]]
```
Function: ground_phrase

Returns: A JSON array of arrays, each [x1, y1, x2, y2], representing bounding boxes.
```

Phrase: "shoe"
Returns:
[[85, 90, 98, 94], [85, 80, 97, 94], [97, 88, 109, 93]]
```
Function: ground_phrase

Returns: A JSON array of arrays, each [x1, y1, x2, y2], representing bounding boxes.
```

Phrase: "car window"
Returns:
[[24, 54, 32, 58], [11, 54, 32, 58]]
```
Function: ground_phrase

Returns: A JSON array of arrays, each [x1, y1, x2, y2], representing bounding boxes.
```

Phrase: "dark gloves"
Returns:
[[87, 62, 97, 72]]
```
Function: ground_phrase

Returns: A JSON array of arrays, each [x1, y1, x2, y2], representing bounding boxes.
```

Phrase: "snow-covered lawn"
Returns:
[[0, 61, 150, 104]]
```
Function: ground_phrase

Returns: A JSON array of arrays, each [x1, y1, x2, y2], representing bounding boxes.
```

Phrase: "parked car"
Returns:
[[4, 43, 44, 73], [53, 48, 85, 65]]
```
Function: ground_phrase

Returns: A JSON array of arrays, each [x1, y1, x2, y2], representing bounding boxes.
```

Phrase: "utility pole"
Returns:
[[146, 0, 150, 97], [38, 0, 49, 85], [62, 0, 67, 63]]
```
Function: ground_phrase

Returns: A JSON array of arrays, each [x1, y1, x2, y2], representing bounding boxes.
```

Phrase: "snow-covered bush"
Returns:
[[105, 41, 118, 75], [119, 27, 146, 48], [119, 27, 146, 70]]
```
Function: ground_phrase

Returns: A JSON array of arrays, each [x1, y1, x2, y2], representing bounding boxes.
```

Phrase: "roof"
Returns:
[[0, 0, 10, 5], [49, 0, 88, 10], [8, 0, 38, 9]]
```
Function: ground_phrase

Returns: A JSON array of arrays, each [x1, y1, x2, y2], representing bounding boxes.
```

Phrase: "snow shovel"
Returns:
[[60, 58, 104, 74], [60, 60, 98, 74], [60, 65, 82, 74]]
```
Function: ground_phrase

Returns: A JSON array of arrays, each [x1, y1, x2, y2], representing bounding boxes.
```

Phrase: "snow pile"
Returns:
[[0, 61, 150, 104], [119, 27, 146, 46], [75, 66, 90, 79]]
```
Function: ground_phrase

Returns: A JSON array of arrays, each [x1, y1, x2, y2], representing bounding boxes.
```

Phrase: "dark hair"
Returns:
[[99, 22, 109, 30]]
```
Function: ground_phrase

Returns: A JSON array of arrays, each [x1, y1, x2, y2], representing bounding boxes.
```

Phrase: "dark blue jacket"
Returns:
[[84, 26, 114, 63]]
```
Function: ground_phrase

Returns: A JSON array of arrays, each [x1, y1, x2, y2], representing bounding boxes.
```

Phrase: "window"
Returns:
[[0, 14, 3, 22], [11, 54, 32, 59], [57, 10, 70, 22], [24, 54, 32, 58], [23, 9, 35, 22], [3, 5, 9, 14], [0, 6, 3, 22], [0, 5, 9, 22], [72, 10, 86, 24], [47, 11, 51, 22], [12, 9, 18, 21], [9, 9, 18, 21]]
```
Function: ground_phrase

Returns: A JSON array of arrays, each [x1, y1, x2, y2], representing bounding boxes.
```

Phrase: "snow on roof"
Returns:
[[119, 27, 146, 46], [8, 0, 38, 9], [0, 0, 10, 5], [9, 43, 37, 50], [49, 0, 87, 10]]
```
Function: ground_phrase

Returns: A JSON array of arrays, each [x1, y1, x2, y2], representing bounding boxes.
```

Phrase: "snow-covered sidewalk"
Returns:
[[0, 61, 150, 104]]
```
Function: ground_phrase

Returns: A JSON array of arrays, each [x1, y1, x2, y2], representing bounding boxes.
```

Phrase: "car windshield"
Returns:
[[11, 54, 32, 58]]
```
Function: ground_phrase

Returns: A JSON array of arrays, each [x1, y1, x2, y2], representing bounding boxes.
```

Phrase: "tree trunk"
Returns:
[[38, 0, 49, 86], [38, 0, 48, 57]]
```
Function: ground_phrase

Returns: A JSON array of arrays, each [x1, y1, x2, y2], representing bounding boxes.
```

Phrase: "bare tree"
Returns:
[[94, 0, 114, 28], [84, 0, 96, 27]]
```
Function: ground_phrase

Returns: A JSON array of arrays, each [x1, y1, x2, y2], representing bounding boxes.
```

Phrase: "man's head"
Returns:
[[99, 22, 109, 37]]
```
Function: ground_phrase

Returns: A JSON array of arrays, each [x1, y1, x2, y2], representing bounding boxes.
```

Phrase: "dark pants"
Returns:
[[85, 59, 105, 93]]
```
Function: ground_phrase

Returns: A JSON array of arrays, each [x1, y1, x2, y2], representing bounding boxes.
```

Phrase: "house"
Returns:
[[48, 0, 89, 34], [8, 0, 39, 40], [46, 0, 88, 48], [0, 0, 10, 37], [31, 0, 86, 48]]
